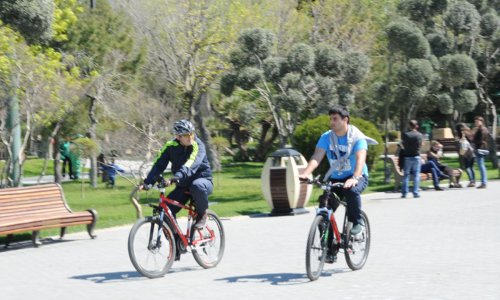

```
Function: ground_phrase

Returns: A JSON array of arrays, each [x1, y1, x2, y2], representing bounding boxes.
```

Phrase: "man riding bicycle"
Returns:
[[299, 106, 377, 262], [141, 119, 213, 231]]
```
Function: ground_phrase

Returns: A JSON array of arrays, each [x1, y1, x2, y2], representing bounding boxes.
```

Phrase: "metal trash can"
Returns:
[[261, 148, 312, 215]]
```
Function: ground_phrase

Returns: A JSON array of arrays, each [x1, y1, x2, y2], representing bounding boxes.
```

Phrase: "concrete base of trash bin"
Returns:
[[270, 207, 308, 216]]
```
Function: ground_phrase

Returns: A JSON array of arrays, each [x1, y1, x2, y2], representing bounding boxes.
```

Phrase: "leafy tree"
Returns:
[[384, 0, 499, 168], [398, 0, 448, 22], [385, 18, 430, 59], [0, 0, 55, 44], [439, 54, 478, 88], [0, 23, 84, 186], [121, 0, 261, 170], [221, 28, 370, 160]]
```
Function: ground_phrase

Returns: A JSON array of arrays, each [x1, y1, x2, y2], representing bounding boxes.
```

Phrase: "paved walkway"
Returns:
[[1, 181, 500, 300]]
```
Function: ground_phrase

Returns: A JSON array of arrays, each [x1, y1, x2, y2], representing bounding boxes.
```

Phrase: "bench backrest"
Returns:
[[389, 154, 428, 175], [0, 184, 71, 218]]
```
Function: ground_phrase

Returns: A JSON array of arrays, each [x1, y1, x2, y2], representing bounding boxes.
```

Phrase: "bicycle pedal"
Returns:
[[325, 255, 337, 264]]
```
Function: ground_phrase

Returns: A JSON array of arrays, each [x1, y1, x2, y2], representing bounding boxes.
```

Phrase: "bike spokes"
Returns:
[[306, 215, 328, 281], [344, 212, 370, 271], [128, 218, 175, 278], [191, 211, 225, 269]]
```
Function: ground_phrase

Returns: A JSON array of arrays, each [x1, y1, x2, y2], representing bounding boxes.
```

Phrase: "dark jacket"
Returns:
[[472, 125, 489, 150], [144, 136, 212, 187], [402, 130, 423, 157]]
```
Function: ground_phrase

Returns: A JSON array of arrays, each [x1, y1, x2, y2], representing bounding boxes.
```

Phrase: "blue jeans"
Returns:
[[402, 156, 421, 197], [464, 157, 475, 183], [328, 176, 368, 225], [476, 153, 487, 185], [420, 161, 441, 189]]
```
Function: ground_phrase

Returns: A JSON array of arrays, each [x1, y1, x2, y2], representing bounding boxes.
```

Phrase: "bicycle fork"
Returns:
[[150, 211, 167, 250]]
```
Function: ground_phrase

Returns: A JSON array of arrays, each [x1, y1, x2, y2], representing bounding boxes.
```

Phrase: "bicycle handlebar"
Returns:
[[141, 176, 179, 190], [299, 177, 345, 189]]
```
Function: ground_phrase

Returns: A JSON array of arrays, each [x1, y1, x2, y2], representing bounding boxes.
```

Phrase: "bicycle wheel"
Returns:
[[345, 210, 370, 270], [192, 210, 225, 269], [128, 216, 176, 278], [305, 214, 329, 281]]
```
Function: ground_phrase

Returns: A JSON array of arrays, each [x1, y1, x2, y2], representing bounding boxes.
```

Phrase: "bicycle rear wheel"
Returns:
[[128, 216, 176, 278], [305, 214, 329, 281], [344, 210, 370, 270], [192, 210, 225, 269]]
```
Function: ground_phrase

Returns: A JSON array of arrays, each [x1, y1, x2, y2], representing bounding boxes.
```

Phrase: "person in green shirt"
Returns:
[[59, 137, 73, 178]]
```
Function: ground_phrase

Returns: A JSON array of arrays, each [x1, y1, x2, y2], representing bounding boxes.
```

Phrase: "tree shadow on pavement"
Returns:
[[216, 269, 348, 286]]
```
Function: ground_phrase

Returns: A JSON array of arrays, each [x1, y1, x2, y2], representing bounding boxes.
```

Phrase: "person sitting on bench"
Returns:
[[426, 140, 462, 188]]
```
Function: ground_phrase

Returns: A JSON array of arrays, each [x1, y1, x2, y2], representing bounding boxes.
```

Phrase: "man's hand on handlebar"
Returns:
[[161, 177, 180, 187], [343, 177, 358, 189], [139, 177, 179, 190]]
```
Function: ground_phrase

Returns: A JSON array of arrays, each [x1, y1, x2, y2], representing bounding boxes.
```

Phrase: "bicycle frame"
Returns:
[[317, 183, 350, 248], [154, 188, 214, 250]]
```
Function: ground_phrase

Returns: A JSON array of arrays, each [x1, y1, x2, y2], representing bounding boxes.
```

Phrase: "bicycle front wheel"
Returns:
[[128, 217, 176, 278], [345, 210, 371, 270], [305, 214, 329, 281], [191, 210, 225, 269]]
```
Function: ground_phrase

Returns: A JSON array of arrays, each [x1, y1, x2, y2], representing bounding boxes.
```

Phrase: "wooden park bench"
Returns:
[[384, 155, 462, 191], [0, 183, 98, 248], [436, 138, 457, 153]]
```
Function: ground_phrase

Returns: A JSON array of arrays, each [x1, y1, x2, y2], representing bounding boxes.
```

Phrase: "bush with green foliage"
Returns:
[[293, 115, 383, 176], [0, 0, 55, 44]]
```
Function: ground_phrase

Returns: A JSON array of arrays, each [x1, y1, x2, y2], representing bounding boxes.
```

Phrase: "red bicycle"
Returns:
[[304, 179, 371, 281], [128, 179, 225, 278]]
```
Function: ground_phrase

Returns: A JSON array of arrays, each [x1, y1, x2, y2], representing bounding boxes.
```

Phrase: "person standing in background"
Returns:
[[472, 116, 489, 189], [401, 120, 423, 198], [59, 137, 73, 179]]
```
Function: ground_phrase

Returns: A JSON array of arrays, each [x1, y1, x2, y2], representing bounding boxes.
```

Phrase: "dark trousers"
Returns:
[[421, 161, 441, 189], [325, 175, 368, 226], [166, 177, 213, 218], [62, 156, 73, 177]]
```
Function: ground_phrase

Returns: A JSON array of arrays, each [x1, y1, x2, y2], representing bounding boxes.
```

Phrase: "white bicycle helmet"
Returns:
[[173, 119, 195, 135]]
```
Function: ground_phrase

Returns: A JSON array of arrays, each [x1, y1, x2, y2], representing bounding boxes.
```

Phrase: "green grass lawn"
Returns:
[[1, 156, 498, 242]]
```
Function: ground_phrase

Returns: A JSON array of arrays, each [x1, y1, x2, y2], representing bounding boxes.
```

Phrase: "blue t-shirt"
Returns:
[[317, 130, 369, 179]]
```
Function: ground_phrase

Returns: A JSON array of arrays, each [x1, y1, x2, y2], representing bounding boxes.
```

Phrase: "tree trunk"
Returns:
[[254, 119, 279, 162], [194, 92, 221, 171], [88, 96, 98, 188], [44, 122, 62, 184], [229, 119, 249, 161], [52, 137, 63, 184]]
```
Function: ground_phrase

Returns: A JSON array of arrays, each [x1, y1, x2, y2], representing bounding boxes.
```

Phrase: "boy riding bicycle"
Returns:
[[299, 106, 377, 262], [140, 119, 213, 230]]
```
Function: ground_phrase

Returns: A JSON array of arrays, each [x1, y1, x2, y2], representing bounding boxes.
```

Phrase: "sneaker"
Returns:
[[467, 182, 475, 187], [350, 223, 364, 235], [174, 236, 182, 261], [194, 213, 207, 229], [325, 253, 337, 264], [477, 184, 487, 189], [440, 173, 450, 179], [435, 187, 444, 191]]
